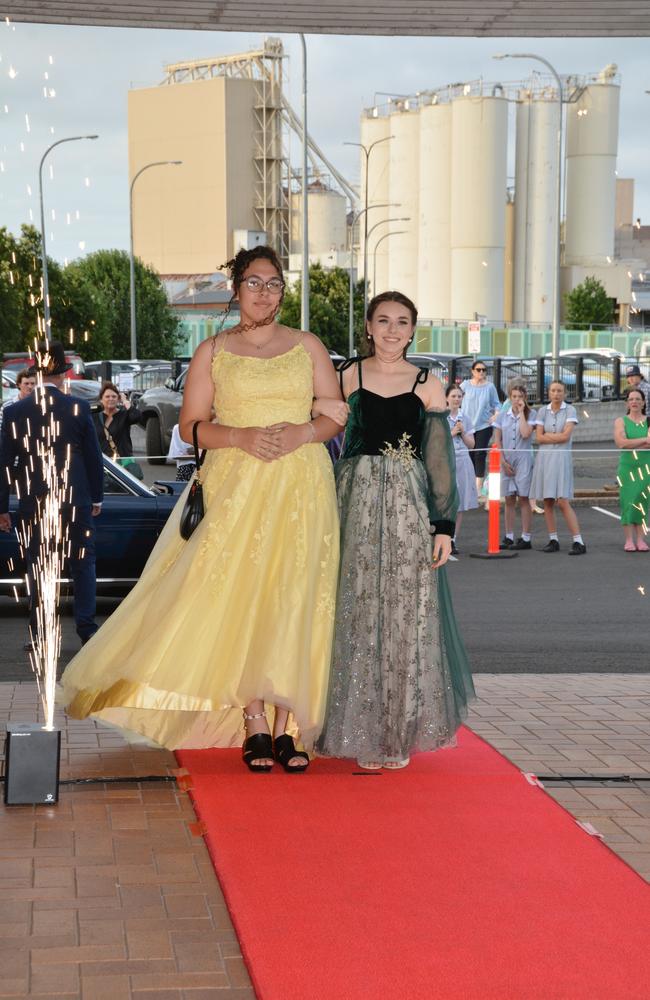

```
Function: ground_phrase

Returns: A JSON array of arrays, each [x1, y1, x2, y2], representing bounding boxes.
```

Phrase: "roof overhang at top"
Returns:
[[6, 0, 650, 36]]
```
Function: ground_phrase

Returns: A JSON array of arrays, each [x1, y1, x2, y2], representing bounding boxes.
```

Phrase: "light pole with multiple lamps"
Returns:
[[494, 52, 564, 365], [344, 134, 394, 320], [373, 229, 408, 293], [366, 215, 410, 290], [347, 202, 397, 355], [129, 160, 182, 359], [38, 134, 99, 337]]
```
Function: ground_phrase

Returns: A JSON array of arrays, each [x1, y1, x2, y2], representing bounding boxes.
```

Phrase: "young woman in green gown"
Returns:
[[614, 387, 650, 552], [314, 291, 474, 770]]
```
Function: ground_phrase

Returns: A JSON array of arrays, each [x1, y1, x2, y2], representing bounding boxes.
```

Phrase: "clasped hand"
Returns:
[[237, 423, 310, 462]]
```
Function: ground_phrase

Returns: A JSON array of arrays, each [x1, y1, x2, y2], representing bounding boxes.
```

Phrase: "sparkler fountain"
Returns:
[[4, 342, 73, 803]]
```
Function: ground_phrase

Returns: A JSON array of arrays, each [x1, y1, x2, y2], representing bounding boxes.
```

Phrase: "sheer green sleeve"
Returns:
[[421, 409, 459, 536]]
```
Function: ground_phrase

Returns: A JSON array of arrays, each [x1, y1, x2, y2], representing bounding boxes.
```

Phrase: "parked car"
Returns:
[[0, 456, 184, 595], [84, 360, 142, 382], [405, 352, 450, 384], [2, 370, 100, 406], [544, 351, 621, 400], [128, 364, 178, 406], [66, 379, 101, 405], [139, 370, 186, 464], [2, 370, 19, 405], [2, 351, 86, 380]]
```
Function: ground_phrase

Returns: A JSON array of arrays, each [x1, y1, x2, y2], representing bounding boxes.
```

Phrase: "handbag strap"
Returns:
[[192, 421, 207, 481], [102, 421, 120, 460]]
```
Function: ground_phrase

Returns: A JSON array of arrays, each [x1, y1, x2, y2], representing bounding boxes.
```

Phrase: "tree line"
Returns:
[[0, 224, 182, 360]]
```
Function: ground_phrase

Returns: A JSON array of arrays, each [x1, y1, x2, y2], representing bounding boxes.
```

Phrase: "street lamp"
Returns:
[[38, 134, 99, 337], [129, 160, 182, 359], [347, 202, 398, 356], [494, 53, 563, 367], [366, 216, 410, 296], [368, 221, 411, 295], [299, 34, 309, 331], [344, 135, 394, 319]]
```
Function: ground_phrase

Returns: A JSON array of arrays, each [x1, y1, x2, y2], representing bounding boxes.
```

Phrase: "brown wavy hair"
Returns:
[[365, 290, 418, 358]]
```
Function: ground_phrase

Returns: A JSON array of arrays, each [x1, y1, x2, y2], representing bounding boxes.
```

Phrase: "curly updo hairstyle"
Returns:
[[365, 290, 418, 358]]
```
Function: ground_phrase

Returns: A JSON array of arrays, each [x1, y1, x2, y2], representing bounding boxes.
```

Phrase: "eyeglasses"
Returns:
[[474, 367, 487, 373], [244, 276, 285, 294]]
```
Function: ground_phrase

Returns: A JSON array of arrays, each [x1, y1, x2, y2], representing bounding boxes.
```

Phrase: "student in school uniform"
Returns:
[[493, 384, 536, 550], [529, 380, 586, 555]]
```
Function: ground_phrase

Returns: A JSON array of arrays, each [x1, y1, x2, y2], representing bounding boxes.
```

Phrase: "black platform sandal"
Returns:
[[242, 712, 274, 773], [274, 734, 310, 773]]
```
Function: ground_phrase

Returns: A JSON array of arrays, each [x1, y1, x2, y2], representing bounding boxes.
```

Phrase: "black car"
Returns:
[[0, 457, 184, 595]]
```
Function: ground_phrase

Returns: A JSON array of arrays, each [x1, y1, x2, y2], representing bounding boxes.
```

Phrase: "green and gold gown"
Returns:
[[317, 361, 475, 762]]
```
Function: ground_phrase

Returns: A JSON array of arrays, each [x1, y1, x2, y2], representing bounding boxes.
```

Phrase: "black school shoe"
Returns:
[[568, 541, 587, 555], [542, 539, 560, 552], [499, 537, 514, 550], [513, 538, 532, 550]]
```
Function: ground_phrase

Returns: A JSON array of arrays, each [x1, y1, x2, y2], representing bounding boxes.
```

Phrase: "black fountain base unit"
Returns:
[[4, 722, 61, 805]]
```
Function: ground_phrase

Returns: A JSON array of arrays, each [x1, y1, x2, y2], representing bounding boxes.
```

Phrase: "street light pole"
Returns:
[[365, 216, 410, 296], [344, 135, 394, 320], [347, 202, 397, 356], [299, 34, 309, 331], [494, 53, 564, 367], [129, 160, 182, 359], [38, 134, 99, 337], [373, 230, 408, 293]]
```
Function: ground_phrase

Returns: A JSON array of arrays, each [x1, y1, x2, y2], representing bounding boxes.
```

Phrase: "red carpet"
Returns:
[[177, 727, 650, 1000]]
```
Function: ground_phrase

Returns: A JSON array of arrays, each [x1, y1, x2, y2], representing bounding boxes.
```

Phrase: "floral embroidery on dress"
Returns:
[[380, 432, 417, 471]]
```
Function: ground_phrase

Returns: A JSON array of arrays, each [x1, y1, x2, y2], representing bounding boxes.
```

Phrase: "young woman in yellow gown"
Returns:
[[60, 247, 343, 772]]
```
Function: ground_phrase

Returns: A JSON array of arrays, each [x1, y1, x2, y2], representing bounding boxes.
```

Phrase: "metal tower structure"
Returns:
[[162, 38, 358, 267]]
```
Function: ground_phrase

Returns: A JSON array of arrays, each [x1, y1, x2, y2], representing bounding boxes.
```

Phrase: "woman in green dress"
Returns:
[[313, 291, 474, 770], [614, 388, 650, 552]]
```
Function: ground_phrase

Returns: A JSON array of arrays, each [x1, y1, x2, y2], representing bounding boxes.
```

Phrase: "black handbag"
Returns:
[[179, 421, 207, 540]]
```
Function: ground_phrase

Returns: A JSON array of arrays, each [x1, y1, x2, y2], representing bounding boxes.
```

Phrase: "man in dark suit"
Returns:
[[0, 341, 104, 649]]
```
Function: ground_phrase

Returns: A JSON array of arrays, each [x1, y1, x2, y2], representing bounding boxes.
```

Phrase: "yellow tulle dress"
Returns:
[[59, 342, 339, 750]]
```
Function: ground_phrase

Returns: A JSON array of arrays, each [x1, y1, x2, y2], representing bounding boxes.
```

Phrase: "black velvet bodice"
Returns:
[[340, 361, 427, 460]]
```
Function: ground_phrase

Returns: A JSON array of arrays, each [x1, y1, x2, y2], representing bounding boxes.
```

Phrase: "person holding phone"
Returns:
[[493, 385, 536, 550], [93, 382, 144, 477], [446, 385, 478, 555]]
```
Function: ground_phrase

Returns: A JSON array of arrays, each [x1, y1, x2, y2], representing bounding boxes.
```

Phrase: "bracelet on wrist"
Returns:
[[228, 428, 237, 447], [305, 421, 316, 443]]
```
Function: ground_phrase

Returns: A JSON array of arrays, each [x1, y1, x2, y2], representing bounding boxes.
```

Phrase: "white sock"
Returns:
[[549, 532, 558, 541], [522, 533, 531, 542], [506, 532, 514, 541], [573, 534, 583, 545]]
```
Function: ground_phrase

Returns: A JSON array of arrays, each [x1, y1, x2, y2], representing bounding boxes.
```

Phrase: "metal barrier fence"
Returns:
[[410, 355, 650, 406]]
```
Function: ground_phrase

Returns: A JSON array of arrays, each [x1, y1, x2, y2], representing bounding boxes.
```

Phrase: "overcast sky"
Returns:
[[1, 20, 649, 265]]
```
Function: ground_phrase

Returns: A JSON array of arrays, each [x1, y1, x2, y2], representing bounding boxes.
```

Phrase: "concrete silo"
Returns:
[[386, 107, 420, 302], [450, 96, 508, 322], [291, 183, 348, 254], [418, 101, 452, 320], [564, 71, 620, 265], [360, 112, 391, 295], [514, 93, 559, 324]]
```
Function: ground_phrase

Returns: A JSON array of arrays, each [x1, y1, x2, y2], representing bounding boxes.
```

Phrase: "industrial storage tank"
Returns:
[[290, 182, 348, 254], [418, 101, 452, 320], [450, 95, 508, 322], [514, 93, 559, 324], [564, 69, 620, 265], [360, 112, 391, 295], [386, 107, 420, 302]]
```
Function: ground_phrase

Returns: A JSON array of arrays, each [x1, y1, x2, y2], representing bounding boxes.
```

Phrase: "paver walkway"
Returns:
[[1, 674, 648, 998]]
